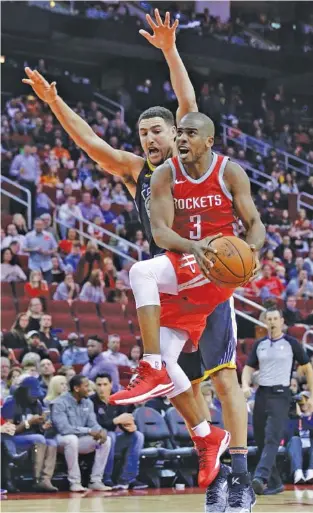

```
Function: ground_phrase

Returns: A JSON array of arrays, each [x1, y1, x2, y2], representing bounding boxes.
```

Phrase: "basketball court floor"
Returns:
[[1, 486, 313, 513]]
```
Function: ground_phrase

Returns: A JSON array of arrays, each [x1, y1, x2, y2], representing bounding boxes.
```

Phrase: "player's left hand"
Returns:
[[139, 9, 179, 52], [190, 233, 223, 280], [248, 245, 261, 282]]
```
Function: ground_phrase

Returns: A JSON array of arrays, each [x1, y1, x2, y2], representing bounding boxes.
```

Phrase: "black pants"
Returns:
[[253, 386, 291, 484], [19, 179, 36, 227]]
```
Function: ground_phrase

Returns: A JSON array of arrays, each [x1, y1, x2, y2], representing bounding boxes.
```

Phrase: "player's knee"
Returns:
[[129, 261, 144, 288], [212, 367, 239, 396]]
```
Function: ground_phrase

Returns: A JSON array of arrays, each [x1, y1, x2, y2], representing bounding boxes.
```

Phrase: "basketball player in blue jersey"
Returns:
[[23, 9, 255, 511]]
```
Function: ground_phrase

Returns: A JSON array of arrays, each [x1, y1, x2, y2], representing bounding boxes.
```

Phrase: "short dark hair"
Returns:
[[95, 373, 112, 383], [87, 335, 103, 344], [265, 307, 283, 317], [69, 374, 87, 392], [138, 106, 174, 126]]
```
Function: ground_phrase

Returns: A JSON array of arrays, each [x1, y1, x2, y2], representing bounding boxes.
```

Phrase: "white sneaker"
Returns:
[[294, 469, 305, 484], [305, 469, 313, 484], [70, 483, 88, 492], [88, 482, 112, 491]]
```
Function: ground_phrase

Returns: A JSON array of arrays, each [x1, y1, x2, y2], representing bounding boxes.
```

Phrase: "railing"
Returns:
[[55, 211, 142, 262], [221, 123, 312, 177], [93, 92, 124, 124], [298, 192, 313, 213], [0, 176, 32, 229], [303, 329, 313, 353], [233, 293, 267, 328], [242, 164, 276, 190]]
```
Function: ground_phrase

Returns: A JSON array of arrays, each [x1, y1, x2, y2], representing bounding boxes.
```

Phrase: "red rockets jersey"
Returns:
[[168, 153, 238, 240]]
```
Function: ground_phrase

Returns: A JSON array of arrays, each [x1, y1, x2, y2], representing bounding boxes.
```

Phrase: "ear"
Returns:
[[171, 125, 177, 139]]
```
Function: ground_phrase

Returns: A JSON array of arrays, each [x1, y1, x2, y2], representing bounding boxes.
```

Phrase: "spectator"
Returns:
[[1, 377, 58, 492], [91, 373, 146, 490], [58, 196, 82, 240], [254, 264, 285, 298], [24, 270, 49, 299], [64, 242, 82, 272], [1, 357, 11, 399], [82, 335, 120, 392], [261, 249, 277, 273], [122, 201, 139, 230], [21, 360, 40, 378], [0, 248, 26, 282], [9, 144, 40, 220], [262, 203, 280, 225], [3, 313, 29, 349], [103, 257, 117, 288], [52, 138, 70, 160], [283, 296, 303, 327], [64, 168, 82, 190], [128, 345, 142, 369], [304, 247, 313, 278], [44, 375, 68, 405], [78, 192, 102, 222], [290, 376, 300, 396], [51, 256, 65, 285], [39, 314, 63, 352], [7, 367, 23, 390], [58, 228, 80, 255], [12, 214, 27, 236], [285, 269, 313, 299], [19, 331, 50, 363], [35, 183, 55, 217], [282, 248, 296, 281], [22, 218, 57, 283], [40, 213, 59, 242], [100, 199, 117, 224], [275, 235, 293, 261], [61, 333, 88, 366], [79, 269, 106, 304], [57, 365, 76, 383], [51, 375, 112, 492], [2, 224, 26, 249], [38, 359, 55, 396], [76, 241, 104, 285], [117, 261, 133, 289], [286, 391, 313, 484], [103, 334, 131, 366], [26, 298, 44, 331], [280, 173, 299, 195], [53, 273, 80, 304], [111, 183, 127, 205]]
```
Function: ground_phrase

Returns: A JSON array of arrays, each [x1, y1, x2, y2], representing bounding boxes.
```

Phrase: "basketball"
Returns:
[[205, 236, 255, 288]]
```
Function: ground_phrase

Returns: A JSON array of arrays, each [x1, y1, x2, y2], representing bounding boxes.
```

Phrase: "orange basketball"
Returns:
[[205, 236, 255, 288]]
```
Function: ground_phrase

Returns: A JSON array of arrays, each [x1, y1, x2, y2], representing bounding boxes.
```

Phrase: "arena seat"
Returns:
[[48, 348, 61, 363], [1, 282, 13, 297], [49, 300, 72, 316], [288, 325, 306, 341], [117, 365, 132, 380], [164, 407, 193, 449], [73, 301, 98, 316], [1, 310, 16, 331]]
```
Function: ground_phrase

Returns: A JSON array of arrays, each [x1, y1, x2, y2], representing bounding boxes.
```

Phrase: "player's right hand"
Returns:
[[22, 68, 58, 104], [139, 9, 179, 52], [190, 233, 223, 280]]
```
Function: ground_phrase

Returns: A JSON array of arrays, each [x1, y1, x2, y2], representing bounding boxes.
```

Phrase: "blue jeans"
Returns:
[[287, 436, 313, 473], [104, 430, 144, 483], [13, 434, 57, 450]]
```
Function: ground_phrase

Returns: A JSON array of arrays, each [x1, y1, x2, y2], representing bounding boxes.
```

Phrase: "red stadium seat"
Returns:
[[48, 349, 60, 363], [13, 282, 25, 298], [1, 214, 13, 230], [1, 283, 13, 297], [49, 300, 72, 316], [17, 297, 31, 313], [288, 326, 306, 342], [78, 315, 104, 334], [73, 302, 98, 316], [18, 255, 29, 273], [13, 348, 23, 361], [118, 365, 132, 380], [1, 311, 17, 331], [2, 296, 15, 311], [99, 302, 123, 319]]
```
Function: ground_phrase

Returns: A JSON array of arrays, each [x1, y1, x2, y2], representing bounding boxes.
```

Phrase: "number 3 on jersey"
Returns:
[[190, 214, 201, 239]]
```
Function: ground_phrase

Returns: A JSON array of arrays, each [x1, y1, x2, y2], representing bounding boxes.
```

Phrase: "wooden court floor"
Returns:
[[1, 486, 313, 513]]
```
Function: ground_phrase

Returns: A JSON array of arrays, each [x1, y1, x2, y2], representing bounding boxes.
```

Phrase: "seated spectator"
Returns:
[[128, 345, 142, 370], [280, 210, 291, 228], [304, 247, 313, 278], [100, 199, 117, 224], [286, 391, 313, 484], [290, 376, 300, 396], [265, 225, 282, 252], [122, 201, 139, 230], [283, 296, 303, 327], [58, 196, 82, 240], [91, 373, 146, 490], [40, 213, 59, 242], [285, 270, 313, 299], [78, 192, 102, 222], [79, 269, 106, 304], [51, 256, 65, 285], [19, 331, 50, 363], [52, 138, 70, 161], [82, 336, 120, 392], [117, 261, 132, 289], [58, 227, 80, 255], [22, 218, 57, 283], [12, 214, 27, 236], [2, 224, 26, 249], [64, 168, 82, 191], [64, 242, 82, 272], [103, 334, 131, 366], [103, 257, 117, 288], [3, 313, 29, 349], [39, 313, 62, 352], [24, 270, 49, 299], [7, 366, 23, 390], [111, 182, 127, 205], [262, 202, 281, 225], [53, 273, 80, 305], [1, 377, 58, 492], [76, 241, 104, 285], [261, 248, 278, 273], [38, 359, 55, 396], [1, 357, 11, 400], [40, 165, 61, 188], [51, 375, 111, 492], [0, 248, 26, 282], [44, 375, 68, 405], [61, 333, 88, 366], [56, 365, 76, 383], [26, 298, 44, 331], [254, 264, 285, 298], [35, 183, 55, 217], [21, 359, 40, 378], [282, 247, 297, 281], [107, 289, 128, 309], [281, 173, 299, 195]]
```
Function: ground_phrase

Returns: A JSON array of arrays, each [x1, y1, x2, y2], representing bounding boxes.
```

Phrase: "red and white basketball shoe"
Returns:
[[109, 361, 174, 406], [192, 425, 231, 488]]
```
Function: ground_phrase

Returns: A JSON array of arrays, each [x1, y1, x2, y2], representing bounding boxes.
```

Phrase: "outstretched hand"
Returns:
[[22, 67, 58, 104], [139, 9, 179, 52]]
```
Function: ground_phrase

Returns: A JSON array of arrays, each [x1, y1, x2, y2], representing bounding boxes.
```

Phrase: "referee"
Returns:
[[242, 307, 313, 495]]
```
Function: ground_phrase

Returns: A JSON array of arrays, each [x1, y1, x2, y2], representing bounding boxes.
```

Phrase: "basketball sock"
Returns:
[[229, 447, 248, 474], [191, 420, 211, 437], [143, 354, 162, 370]]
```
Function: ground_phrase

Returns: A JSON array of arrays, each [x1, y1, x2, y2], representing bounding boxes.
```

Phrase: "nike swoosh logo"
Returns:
[[175, 180, 186, 184]]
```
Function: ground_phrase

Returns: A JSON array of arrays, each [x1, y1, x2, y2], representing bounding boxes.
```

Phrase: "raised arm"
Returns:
[[22, 69, 143, 194], [139, 9, 198, 123]]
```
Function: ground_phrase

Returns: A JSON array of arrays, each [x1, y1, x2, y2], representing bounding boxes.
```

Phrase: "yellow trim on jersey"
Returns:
[[191, 362, 237, 384], [146, 159, 156, 172]]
